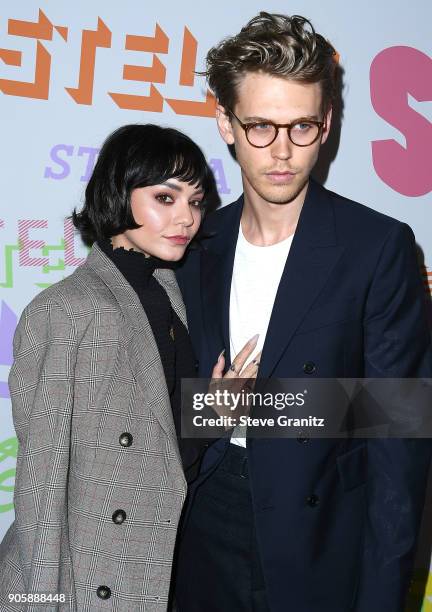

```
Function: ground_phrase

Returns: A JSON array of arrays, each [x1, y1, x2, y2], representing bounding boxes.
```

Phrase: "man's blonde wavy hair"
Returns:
[[204, 13, 338, 115]]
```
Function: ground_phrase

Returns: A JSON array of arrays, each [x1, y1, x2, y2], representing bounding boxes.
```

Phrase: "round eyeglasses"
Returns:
[[228, 109, 325, 148]]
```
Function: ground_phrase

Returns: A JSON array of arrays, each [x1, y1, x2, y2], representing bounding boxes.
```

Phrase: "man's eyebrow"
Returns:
[[243, 114, 321, 122]]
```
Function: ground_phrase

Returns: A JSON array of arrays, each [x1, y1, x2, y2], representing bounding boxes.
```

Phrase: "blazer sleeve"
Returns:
[[354, 223, 432, 611], [8, 297, 78, 609]]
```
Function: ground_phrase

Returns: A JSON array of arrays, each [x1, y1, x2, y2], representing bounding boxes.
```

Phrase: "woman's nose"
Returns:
[[175, 200, 195, 226]]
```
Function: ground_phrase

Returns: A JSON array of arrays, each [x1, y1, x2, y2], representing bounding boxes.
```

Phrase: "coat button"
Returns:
[[112, 509, 126, 524], [119, 432, 133, 447], [297, 434, 310, 444], [303, 361, 316, 375], [306, 494, 319, 507], [96, 586, 111, 600], [194, 360, 199, 372]]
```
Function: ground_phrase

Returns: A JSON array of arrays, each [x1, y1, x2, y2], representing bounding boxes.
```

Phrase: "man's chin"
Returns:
[[259, 182, 308, 205]]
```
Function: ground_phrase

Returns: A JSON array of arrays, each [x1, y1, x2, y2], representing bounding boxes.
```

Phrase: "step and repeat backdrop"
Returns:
[[1, 1, 431, 608]]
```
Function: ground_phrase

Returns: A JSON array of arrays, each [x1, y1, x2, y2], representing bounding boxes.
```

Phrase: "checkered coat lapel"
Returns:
[[85, 244, 182, 442]]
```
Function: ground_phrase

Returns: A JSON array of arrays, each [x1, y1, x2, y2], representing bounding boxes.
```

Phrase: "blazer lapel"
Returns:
[[200, 196, 243, 365], [154, 267, 188, 329], [259, 180, 345, 377], [85, 244, 178, 442]]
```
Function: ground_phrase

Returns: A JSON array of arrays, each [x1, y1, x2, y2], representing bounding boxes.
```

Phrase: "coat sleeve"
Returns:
[[8, 297, 78, 610], [354, 223, 432, 611]]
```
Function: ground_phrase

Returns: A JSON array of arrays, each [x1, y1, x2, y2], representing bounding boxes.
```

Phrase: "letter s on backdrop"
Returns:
[[370, 46, 432, 197]]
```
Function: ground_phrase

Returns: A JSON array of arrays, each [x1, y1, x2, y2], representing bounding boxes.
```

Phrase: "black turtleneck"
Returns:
[[98, 239, 206, 481]]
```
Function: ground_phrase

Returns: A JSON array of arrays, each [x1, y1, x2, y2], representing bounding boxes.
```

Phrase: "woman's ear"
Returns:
[[216, 105, 235, 145]]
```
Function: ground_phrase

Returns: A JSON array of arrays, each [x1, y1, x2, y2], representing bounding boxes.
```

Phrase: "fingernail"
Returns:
[[249, 334, 259, 344], [218, 348, 226, 359]]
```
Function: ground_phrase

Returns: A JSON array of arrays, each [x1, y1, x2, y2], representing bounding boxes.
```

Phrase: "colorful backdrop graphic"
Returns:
[[1, 1, 431, 609]]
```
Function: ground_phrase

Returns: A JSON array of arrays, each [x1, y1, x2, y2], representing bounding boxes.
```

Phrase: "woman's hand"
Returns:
[[209, 335, 261, 424], [211, 334, 261, 382]]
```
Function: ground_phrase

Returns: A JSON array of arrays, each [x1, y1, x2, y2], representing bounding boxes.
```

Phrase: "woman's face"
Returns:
[[111, 178, 204, 261]]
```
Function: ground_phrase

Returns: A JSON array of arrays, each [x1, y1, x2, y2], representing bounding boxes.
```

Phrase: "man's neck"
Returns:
[[241, 179, 308, 247]]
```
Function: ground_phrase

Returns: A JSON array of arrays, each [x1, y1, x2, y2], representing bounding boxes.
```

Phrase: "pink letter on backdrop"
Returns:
[[370, 46, 432, 197]]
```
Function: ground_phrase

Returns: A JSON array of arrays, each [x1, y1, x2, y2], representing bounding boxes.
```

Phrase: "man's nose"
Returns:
[[271, 129, 293, 160]]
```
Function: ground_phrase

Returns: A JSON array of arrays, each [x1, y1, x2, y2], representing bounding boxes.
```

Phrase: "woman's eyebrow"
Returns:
[[161, 181, 183, 191], [162, 181, 204, 195]]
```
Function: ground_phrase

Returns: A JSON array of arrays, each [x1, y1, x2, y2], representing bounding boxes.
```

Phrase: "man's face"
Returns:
[[216, 72, 332, 207]]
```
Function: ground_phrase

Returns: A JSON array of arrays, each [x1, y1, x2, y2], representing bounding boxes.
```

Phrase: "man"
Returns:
[[174, 12, 432, 612]]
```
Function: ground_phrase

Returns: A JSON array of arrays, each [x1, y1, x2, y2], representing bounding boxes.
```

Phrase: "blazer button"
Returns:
[[194, 360, 199, 371], [119, 432, 133, 447], [303, 361, 316, 375], [112, 509, 126, 524], [306, 494, 319, 507], [96, 586, 111, 600], [297, 435, 310, 444]]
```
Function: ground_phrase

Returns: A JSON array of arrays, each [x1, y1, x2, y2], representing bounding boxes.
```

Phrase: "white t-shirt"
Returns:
[[229, 224, 293, 446]]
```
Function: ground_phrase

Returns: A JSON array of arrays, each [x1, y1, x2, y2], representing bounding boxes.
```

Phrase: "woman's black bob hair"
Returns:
[[72, 123, 214, 246]]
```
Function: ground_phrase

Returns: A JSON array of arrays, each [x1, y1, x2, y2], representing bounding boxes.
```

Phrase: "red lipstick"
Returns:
[[165, 235, 189, 245]]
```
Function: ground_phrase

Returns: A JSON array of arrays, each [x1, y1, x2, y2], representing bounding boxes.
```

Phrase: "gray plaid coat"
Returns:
[[0, 244, 188, 611]]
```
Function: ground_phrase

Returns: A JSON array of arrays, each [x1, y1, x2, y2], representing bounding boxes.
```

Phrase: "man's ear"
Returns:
[[321, 106, 333, 145], [216, 104, 235, 145]]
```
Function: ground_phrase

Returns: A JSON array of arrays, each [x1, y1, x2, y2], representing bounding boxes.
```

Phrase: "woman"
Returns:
[[0, 124, 259, 611]]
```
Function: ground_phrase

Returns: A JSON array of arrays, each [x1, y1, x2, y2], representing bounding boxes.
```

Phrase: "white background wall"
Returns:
[[1, 1, 431, 606]]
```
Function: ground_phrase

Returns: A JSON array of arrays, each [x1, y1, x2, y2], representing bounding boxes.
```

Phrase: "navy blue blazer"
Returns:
[[176, 180, 432, 612]]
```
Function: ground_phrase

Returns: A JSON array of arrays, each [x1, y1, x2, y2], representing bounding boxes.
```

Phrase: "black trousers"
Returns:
[[174, 444, 271, 612]]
